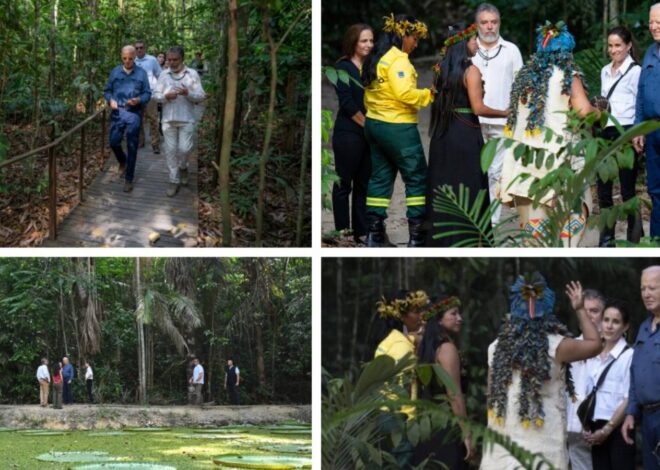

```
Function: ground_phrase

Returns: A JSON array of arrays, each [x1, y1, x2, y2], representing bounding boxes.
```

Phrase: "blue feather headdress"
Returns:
[[536, 21, 575, 54], [509, 272, 555, 320]]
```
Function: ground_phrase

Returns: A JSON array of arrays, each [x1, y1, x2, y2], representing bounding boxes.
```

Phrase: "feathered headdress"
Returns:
[[383, 13, 429, 39], [376, 290, 430, 319], [536, 21, 575, 53], [509, 272, 555, 320], [423, 296, 461, 321]]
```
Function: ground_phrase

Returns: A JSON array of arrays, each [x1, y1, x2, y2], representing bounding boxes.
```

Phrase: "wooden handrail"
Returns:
[[0, 106, 108, 241], [0, 106, 106, 169]]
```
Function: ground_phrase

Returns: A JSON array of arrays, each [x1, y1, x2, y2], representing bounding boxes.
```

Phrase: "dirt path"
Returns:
[[322, 58, 648, 247], [0, 404, 310, 430]]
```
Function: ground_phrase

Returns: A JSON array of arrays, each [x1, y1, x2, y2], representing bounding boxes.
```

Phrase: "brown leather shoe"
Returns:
[[123, 181, 133, 192], [117, 163, 126, 177]]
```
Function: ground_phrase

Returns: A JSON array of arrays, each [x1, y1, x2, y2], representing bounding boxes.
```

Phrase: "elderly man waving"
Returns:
[[153, 46, 206, 197]]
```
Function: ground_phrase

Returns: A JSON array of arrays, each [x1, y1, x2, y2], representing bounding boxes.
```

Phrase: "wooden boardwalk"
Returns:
[[43, 147, 198, 247]]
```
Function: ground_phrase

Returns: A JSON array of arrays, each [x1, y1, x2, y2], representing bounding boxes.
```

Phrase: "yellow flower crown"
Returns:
[[377, 290, 429, 319], [383, 13, 429, 39]]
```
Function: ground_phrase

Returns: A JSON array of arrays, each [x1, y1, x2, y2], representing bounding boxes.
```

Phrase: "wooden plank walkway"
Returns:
[[43, 147, 198, 247]]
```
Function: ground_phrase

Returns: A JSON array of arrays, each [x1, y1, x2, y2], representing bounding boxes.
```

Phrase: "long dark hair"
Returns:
[[430, 24, 473, 137], [607, 25, 638, 63], [368, 289, 410, 354], [418, 296, 456, 365], [362, 14, 419, 86], [338, 23, 373, 62]]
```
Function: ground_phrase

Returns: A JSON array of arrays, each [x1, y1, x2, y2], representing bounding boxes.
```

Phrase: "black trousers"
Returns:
[[596, 125, 642, 241], [331, 130, 371, 238], [228, 385, 240, 405], [86, 379, 93, 403], [590, 419, 636, 470]]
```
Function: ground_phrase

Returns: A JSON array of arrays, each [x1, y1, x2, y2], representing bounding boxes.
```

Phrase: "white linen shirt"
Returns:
[[472, 36, 523, 126], [193, 364, 204, 384], [85, 366, 93, 380], [585, 337, 633, 421], [601, 54, 640, 127], [566, 335, 592, 433], [36, 364, 50, 382], [153, 67, 206, 124], [135, 54, 162, 91]]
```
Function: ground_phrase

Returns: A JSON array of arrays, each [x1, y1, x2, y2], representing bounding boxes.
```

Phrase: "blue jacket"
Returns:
[[635, 44, 660, 124], [103, 65, 151, 108], [625, 316, 660, 418], [62, 363, 74, 382]]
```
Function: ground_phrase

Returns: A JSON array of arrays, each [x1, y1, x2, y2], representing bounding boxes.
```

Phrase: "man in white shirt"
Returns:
[[84, 362, 94, 404], [566, 289, 606, 470], [471, 3, 523, 224], [189, 358, 204, 405], [36, 358, 50, 407], [153, 46, 206, 197], [135, 40, 162, 154]]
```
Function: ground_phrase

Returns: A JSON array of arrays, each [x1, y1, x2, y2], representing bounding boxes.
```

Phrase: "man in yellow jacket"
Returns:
[[362, 14, 434, 247]]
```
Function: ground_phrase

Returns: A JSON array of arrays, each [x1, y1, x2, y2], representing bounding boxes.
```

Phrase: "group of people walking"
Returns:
[[371, 267, 660, 469], [331, 3, 660, 247], [36, 357, 93, 408], [103, 40, 206, 196]]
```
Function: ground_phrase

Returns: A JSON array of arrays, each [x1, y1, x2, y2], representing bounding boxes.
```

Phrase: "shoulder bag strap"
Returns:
[[593, 345, 630, 391], [606, 62, 637, 101]]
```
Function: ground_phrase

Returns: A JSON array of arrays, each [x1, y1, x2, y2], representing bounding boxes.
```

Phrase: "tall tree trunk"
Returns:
[[349, 261, 360, 368], [31, 0, 41, 149], [217, 0, 238, 246], [135, 258, 147, 405], [212, 2, 228, 187], [335, 258, 343, 367], [295, 96, 311, 246], [255, 322, 266, 387]]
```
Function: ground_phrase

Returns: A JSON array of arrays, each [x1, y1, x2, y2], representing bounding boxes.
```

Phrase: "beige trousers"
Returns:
[[139, 99, 160, 150], [39, 380, 49, 406]]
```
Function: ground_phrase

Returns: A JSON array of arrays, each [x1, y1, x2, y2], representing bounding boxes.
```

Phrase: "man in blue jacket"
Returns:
[[62, 356, 74, 405], [633, 4, 660, 238], [103, 45, 152, 192]]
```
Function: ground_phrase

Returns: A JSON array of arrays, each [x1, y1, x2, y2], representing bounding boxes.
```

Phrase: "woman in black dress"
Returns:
[[426, 24, 508, 247], [413, 295, 472, 469], [332, 24, 374, 244]]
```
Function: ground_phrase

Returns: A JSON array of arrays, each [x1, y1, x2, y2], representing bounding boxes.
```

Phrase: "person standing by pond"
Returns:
[[52, 362, 63, 409], [189, 358, 204, 405], [62, 356, 74, 405], [103, 45, 152, 193], [36, 358, 50, 408], [225, 358, 240, 405], [331, 23, 374, 245], [84, 362, 94, 404], [362, 14, 434, 247]]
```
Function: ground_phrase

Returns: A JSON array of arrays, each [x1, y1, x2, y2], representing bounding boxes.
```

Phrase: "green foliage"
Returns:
[[321, 109, 340, 210]]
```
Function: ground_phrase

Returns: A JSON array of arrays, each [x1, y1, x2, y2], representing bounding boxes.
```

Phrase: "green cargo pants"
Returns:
[[364, 118, 427, 220]]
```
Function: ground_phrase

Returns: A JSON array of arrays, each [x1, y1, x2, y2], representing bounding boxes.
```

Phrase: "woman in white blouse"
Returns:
[[597, 26, 642, 247], [582, 299, 635, 469]]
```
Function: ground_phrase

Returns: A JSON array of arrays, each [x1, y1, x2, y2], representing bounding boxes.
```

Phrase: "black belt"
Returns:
[[643, 401, 660, 413]]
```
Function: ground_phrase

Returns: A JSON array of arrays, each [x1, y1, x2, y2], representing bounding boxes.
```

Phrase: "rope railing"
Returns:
[[0, 106, 107, 241]]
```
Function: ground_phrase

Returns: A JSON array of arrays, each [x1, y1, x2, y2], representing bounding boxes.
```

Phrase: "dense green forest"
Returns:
[[322, 0, 655, 61], [322, 257, 658, 425], [0, 0, 311, 247], [0, 257, 311, 405]]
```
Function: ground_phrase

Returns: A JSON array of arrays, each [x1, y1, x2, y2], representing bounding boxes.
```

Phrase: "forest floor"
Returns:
[[0, 404, 310, 429], [321, 58, 651, 247]]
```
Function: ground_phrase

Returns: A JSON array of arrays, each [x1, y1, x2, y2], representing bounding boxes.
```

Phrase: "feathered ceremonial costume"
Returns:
[[499, 22, 592, 247], [480, 273, 573, 470]]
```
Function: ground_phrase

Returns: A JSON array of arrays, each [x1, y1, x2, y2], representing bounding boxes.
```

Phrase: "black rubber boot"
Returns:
[[366, 216, 395, 247], [599, 226, 615, 248], [627, 212, 643, 243], [407, 218, 426, 247]]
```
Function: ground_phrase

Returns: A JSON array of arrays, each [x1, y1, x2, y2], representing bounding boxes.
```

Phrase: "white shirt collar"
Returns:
[[605, 54, 634, 77], [607, 336, 629, 360]]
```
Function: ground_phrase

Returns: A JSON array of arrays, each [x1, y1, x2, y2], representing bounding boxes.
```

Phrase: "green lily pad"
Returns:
[[268, 429, 311, 436], [19, 430, 68, 436], [0, 427, 16, 432], [258, 444, 312, 454], [176, 433, 244, 439], [88, 431, 128, 436], [73, 465, 176, 470], [212, 454, 312, 469], [263, 426, 310, 431], [36, 451, 117, 463], [123, 428, 170, 433]]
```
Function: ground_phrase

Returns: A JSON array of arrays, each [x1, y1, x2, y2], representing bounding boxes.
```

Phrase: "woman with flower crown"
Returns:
[[498, 22, 597, 247], [413, 295, 472, 469], [425, 23, 508, 247], [362, 14, 434, 248], [480, 275, 601, 470], [369, 289, 429, 466]]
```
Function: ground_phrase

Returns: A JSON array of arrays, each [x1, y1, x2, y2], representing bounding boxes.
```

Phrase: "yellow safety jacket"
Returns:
[[374, 329, 417, 418], [364, 46, 433, 124]]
